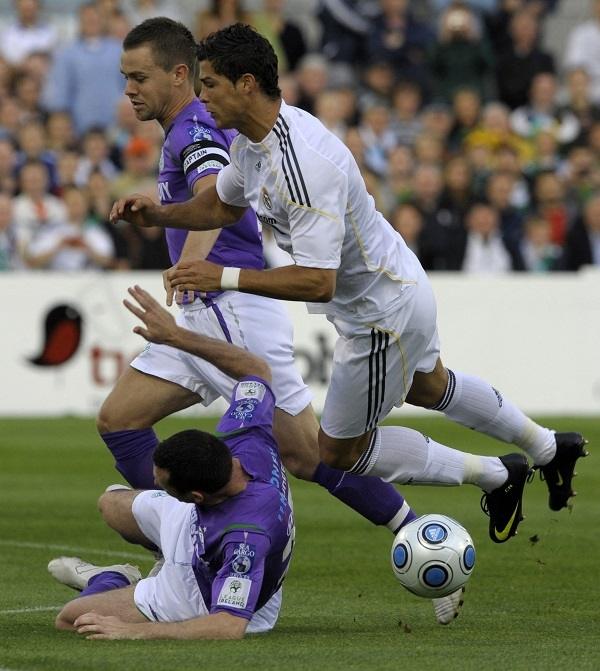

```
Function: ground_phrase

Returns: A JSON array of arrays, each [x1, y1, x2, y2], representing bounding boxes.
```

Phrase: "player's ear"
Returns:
[[239, 73, 256, 94], [173, 63, 189, 86], [190, 490, 205, 505]]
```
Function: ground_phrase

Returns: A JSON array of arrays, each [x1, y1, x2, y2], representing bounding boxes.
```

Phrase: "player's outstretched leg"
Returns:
[[425, 368, 588, 510], [325, 426, 530, 543], [48, 557, 141, 595]]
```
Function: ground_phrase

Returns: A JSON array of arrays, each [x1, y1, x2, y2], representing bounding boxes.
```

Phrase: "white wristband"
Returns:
[[220, 266, 241, 291]]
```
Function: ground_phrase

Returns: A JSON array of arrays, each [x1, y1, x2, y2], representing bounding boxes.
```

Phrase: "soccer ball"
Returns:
[[391, 514, 476, 598]]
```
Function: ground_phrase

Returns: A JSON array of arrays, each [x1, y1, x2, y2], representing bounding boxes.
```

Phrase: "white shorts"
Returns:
[[131, 291, 312, 416], [132, 490, 282, 634], [321, 272, 440, 439]]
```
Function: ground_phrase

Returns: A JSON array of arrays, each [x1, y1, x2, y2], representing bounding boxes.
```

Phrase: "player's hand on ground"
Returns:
[[166, 259, 223, 294], [123, 285, 178, 344], [110, 194, 158, 227], [74, 612, 145, 640]]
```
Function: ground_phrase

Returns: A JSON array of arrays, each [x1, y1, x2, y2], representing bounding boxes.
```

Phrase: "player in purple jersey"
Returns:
[[96, 17, 466, 621], [51, 286, 293, 640]]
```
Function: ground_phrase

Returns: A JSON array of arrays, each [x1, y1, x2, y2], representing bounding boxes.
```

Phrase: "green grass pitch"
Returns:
[[0, 416, 598, 671]]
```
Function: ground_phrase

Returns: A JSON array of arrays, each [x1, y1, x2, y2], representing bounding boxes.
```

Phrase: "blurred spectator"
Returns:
[[74, 127, 119, 187], [414, 133, 445, 165], [12, 72, 45, 123], [420, 102, 454, 144], [562, 193, 600, 269], [357, 61, 396, 111], [448, 87, 482, 150], [20, 50, 52, 85], [314, 90, 350, 139], [562, 145, 600, 204], [358, 102, 397, 176], [533, 171, 575, 246], [559, 67, 600, 142], [0, 58, 13, 99], [365, 0, 434, 83], [389, 201, 423, 256], [0, 193, 19, 270], [46, 111, 77, 153], [381, 144, 414, 212], [0, 138, 18, 195], [494, 8, 555, 110], [56, 151, 82, 193], [15, 119, 59, 192], [122, 0, 188, 26], [429, 3, 495, 104], [295, 54, 330, 114], [438, 154, 474, 222], [460, 202, 524, 272], [525, 129, 564, 179], [317, 0, 379, 63], [0, 97, 25, 138], [194, 0, 250, 41], [250, 0, 308, 73], [510, 73, 580, 147], [564, 0, 600, 103], [485, 170, 524, 246], [42, 3, 123, 136], [520, 213, 562, 270], [110, 136, 157, 200], [343, 126, 386, 208], [465, 101, 534, 166], [12, 159, 67, 258], [390, 80, 423, 146], [0, 0, 58, 67], [24, 185, 115, 270]]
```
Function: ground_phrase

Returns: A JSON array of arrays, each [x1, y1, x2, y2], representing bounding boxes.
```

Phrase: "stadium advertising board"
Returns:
[[1, 271, 599, 416]]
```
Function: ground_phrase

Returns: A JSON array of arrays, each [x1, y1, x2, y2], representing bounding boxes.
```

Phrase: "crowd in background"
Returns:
[[1, 0, 600, 273]]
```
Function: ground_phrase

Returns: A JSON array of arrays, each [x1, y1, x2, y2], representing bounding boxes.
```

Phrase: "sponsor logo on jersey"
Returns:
[[232, 542, 256, 575], [230, 398, 259, 421], [217, 576, 251, 609], [262, 188, 273, 210], [257, 213, 277, 227], [235, 380, 266, 401], [188, 124, 213, 142]]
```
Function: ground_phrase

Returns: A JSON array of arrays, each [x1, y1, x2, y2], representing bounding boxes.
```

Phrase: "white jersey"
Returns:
[[216, 101, 423, 326]]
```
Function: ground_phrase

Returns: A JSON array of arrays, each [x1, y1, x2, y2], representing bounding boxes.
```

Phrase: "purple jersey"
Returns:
[[190, 376, 293, 620], [158, 98, 264, 270]]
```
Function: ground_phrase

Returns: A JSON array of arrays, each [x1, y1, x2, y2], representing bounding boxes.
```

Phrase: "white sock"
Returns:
[[434, 370, 556, 465], [351, 426, 507, 492]]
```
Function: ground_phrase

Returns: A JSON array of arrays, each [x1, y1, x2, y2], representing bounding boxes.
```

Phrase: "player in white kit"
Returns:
[[111, 24, 587, 545]]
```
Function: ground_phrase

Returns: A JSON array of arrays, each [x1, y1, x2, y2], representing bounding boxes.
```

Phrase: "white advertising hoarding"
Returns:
[[0, 271, 599, 416]]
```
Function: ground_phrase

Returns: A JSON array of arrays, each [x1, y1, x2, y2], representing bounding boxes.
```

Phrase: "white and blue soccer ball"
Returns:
[[391, 514, 476, 598]]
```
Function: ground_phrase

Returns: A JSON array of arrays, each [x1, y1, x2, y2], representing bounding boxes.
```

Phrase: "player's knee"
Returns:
[[279, 452, 315, 481], [407, 366, 449, 409], [318, 441, 353, 471]]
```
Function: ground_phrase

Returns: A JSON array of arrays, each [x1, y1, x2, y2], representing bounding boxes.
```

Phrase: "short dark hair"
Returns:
[[197, 23, 281, 99], [153, 429, 233, 495], [123, 17, 197, 78]]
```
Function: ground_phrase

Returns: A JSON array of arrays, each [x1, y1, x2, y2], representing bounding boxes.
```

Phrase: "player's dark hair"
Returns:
[[197, 23, 281, 99], [153, 429, 233, 495], [123, 17, 197, 79]]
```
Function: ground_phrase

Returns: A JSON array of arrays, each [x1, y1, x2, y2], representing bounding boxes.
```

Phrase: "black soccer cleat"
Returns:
[[481, 453, 530, 544], [535, 432, 589, 511]]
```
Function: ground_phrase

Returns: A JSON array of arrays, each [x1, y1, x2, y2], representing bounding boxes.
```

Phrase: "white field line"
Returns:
[[0, 539, 149, 561], [0, 606, 61, 615]]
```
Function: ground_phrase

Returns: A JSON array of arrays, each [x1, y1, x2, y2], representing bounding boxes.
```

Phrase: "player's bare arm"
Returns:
[[166, 261, 337, 302], [74, 610, 247, 640], [110, 180, 245, 230], [123, 285, 271, 382]]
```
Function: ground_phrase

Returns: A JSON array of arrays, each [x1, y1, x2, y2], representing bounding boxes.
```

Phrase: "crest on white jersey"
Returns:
[[262, 188, 273, 211]]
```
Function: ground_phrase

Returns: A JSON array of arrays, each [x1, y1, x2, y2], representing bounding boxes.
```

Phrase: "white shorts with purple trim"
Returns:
[[131, 291, 312, 416]]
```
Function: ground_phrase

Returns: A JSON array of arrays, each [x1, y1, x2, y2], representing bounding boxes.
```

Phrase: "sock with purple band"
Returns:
[[101, 428, 158, 489], [79, 571, 131, 597], [312, 462, 416, 531]]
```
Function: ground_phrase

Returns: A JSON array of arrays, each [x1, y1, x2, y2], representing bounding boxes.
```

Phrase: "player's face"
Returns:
[[121, 45, 175, 123], [197, 60, 245, 130]]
